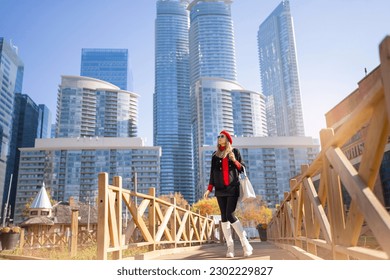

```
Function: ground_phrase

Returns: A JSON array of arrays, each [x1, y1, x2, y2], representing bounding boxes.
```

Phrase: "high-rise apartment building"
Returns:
[[56, 76, 138, 138], [14, 137, 161, 224], [0, 38, 24, 216], [192, 78, 267, 147], [154, 0, 195, 202], [80, 48, 132, 91], [188, 0, 237, 84], [257, 0, 305, 136]]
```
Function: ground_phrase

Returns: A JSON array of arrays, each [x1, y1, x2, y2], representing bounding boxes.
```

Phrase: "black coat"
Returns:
[[208, 148, 245, 197]]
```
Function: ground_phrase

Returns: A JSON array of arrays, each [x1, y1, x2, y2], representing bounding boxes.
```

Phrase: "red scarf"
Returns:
[[219, 146, 229, 186]]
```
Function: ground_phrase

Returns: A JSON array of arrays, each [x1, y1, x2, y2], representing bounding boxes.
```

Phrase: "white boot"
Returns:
[[231, 220, 253, 257], [221, 222, 234, 258]]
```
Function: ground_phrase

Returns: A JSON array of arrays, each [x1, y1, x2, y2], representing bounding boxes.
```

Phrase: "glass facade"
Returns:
[[231, 89, 267, 137], [56, 76, 138, 138], [14, 137, 161, 224], [257, 0, 305, 136], [192, 78, 267, 147], [189, 0, 237, 84], [154, 0, 195, 203], [199, 137, 319, 206], [0, 38, 24, 214], [80, 48, 131, 91], [6, 94, 41, 220], [37, 104, 52, 139]]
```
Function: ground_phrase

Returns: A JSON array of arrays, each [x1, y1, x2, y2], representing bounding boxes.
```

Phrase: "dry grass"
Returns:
[[0, 245, 148, 260]]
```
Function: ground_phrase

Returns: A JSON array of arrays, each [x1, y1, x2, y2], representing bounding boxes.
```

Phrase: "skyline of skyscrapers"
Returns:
[[81, 48, 132, 91], [257, 0, 305, 137], [2, 1, 320, 220]]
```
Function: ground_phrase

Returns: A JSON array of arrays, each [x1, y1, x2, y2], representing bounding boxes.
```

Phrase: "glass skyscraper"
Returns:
[[188, 0, 237, 84], [6, 94, 51, 220], [56, 76, 138, 138], [257, 0, 305, 137], [188, 0, 237, 152], [0, 38, 24, 215], [80, 48, 132, 91], [154, 0, 195, 203]]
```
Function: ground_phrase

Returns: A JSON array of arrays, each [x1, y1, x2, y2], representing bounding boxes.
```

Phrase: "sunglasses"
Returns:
[[217, 135, 225, 139]]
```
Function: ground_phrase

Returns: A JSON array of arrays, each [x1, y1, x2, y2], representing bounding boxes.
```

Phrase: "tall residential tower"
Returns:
[[188, 0, 237, 84], [154, 0, 195, 202], [257, 0, 305, 136]]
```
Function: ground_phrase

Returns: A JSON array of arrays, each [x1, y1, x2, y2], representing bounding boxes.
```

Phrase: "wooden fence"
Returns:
[[96, 173, 217, 260], [268, 36, 390, 260], [19, 229, 96, 249]]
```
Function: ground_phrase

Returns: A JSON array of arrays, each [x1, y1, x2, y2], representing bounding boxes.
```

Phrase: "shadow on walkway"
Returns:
[[142, 240, 298, 260]]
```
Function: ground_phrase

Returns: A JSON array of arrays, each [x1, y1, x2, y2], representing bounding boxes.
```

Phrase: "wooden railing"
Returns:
[[268, 36, 390, 260], [19, 229, 96, 249], [20, 231, 68, 248], [96, 173, 217, 260]]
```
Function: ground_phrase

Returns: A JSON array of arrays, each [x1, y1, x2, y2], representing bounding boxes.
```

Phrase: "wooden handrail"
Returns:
[[96, 172, 217, 260], [268, 36, 390, 260]]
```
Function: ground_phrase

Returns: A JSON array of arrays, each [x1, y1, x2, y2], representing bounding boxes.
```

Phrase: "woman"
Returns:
[[203, 130, 253, 258]]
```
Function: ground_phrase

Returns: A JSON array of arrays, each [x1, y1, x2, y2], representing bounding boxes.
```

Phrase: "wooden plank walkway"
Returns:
[[136, 240, 298, 260]]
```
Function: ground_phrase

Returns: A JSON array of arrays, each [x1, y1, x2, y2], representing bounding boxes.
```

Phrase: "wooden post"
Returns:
[[113, 176, 123, 260], [320, 129, 348, 260], [70, 207, 79, 258], [19, 228, 25, 250], [379, 36, 390, 124], [148, 187, 156, 251], [186, 205, 192, 246], [97, 172, 109, 260], [170, 197, 177, 248]]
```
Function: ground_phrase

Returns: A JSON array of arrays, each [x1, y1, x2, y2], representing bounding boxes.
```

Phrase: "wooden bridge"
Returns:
[[96, 36, 390, 260]]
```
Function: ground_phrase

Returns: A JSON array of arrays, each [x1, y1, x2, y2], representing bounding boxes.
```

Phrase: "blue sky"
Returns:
[[1, 0, 389, 144]]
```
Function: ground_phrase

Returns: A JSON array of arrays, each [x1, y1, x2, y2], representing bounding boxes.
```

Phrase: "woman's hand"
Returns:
[[229, 152, 236, 162], [203, 190, 210, 199]]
